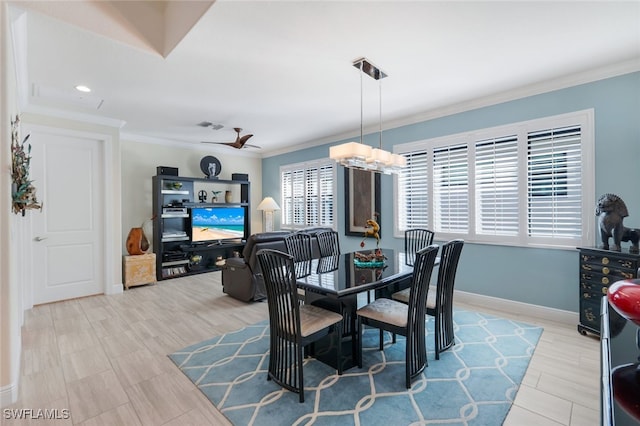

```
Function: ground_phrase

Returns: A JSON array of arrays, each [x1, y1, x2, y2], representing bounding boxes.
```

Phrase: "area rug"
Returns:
[[169, 309, 542, 425]]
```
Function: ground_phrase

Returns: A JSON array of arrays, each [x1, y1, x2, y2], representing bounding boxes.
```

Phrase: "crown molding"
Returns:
[[262, 59, 640, 158]]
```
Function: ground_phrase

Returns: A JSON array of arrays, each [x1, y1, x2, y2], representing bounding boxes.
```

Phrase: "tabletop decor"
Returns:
[[354, 248, 386, 268], [169, 309, 543, 426], [10, 115, 42, 216]]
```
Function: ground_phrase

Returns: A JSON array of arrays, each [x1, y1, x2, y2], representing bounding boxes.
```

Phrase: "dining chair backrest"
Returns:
[[284, 232, 313, 262], [430, 239, 464, 358], [316, 230, 341, 257], [406, 245, 440, 345], [405, 229, 435, 255], [257, 249, 301, 337], [434, 239, 464, 312]]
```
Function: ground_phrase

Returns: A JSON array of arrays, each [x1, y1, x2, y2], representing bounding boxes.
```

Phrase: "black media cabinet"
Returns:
[[152, 174, 250, 280]]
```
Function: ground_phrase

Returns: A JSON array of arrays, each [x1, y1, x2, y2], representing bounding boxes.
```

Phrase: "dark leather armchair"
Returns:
[[222, 227, 331, 302]]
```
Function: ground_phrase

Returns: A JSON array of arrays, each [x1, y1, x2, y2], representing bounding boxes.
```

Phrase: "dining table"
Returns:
[[295, 248, 427, 370]]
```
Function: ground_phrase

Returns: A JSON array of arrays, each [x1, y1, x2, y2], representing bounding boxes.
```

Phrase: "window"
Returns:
[[394, 110, 594, 248], [281, 159, 336, 229]]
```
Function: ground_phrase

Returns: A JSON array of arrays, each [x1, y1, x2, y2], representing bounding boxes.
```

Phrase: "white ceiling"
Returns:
[[10, 0, 640, 157]]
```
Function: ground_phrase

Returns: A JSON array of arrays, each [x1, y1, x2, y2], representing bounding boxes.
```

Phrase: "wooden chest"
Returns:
[[577, 247, 639, 336], [123, 253, 157, 289]]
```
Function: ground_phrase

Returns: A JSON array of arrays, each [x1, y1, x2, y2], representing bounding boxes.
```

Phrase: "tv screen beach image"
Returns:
[[191, 207, 245, 242]]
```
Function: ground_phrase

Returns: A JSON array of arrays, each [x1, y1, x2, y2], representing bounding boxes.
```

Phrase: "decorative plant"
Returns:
[[11, 115, 42, 216]]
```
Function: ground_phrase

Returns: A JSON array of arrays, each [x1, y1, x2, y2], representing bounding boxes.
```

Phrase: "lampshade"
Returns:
[[257, 196, 280, 211], [329, 57, 405, 175]]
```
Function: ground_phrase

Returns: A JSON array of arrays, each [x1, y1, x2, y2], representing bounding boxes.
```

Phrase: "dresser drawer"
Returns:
[[580, 252, 638, 271], [580, 280, 609, 298], [580, 262, 636, 279], [580, 270, 630, 286]]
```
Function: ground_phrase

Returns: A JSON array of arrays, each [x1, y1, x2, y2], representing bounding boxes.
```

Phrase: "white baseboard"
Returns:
[[0, 382, 18, 408], [107, 283, 124, 295], [454, 290, 578, 326]]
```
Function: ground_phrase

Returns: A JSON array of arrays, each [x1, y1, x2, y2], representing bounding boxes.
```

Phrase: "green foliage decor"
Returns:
[[11, 115, 42, 216]]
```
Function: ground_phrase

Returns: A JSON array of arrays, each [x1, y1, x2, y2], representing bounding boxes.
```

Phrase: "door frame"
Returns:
[[21, 122, 121, 310]]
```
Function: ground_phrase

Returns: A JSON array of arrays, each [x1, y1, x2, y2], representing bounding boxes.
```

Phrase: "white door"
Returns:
[[28, 126, 104, 304]]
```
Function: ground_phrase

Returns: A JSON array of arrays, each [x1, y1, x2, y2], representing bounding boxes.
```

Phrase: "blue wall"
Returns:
[[262, 72, 640, 312]]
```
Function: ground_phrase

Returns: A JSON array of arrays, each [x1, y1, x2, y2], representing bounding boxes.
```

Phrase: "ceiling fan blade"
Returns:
[[238, 134, 254, 145]]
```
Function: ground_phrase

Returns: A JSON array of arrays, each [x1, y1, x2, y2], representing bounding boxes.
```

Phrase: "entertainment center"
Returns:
[[152, 173, 250, 280]]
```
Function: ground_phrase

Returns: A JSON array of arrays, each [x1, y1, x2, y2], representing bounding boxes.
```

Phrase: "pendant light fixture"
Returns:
[[329, 57, 406, 174]]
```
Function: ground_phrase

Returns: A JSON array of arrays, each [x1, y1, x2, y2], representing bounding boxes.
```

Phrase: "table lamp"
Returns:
[[257, 196, 280, 232]]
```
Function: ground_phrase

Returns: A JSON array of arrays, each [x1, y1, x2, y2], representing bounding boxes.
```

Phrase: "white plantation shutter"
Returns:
[[393, 110, 593, 248], [433, 144, 469, 233], [318, 165, 334, 226], [396, 151, 429, 231], [475, 135, 519, 236], [281, 160, 336, 229], [527, 126, 582, 238]]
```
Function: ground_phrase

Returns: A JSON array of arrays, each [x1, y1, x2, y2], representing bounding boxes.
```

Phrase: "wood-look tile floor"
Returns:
[[4, 272, 599, 425]]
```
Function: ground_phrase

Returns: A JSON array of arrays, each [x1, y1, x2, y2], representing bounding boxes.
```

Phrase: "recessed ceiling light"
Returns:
[[75, 85, 91, 93]]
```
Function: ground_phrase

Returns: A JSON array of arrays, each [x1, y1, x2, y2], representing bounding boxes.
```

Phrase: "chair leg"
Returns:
[[379, 329, 384, 351], [357, 317, 363, 368], [435, 317, 440, 360], [336, 322, 343, 375], [297, 343, 305, 403]]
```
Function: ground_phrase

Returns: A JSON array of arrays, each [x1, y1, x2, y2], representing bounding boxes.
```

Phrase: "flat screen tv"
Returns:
[[190, 206, 246, 243]]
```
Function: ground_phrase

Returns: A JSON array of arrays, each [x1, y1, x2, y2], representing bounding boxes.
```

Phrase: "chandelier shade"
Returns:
[[329, 58, 405, 175]]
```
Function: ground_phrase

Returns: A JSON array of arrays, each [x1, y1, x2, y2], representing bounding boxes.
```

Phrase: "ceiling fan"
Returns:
[[200, 126, 260, 149]]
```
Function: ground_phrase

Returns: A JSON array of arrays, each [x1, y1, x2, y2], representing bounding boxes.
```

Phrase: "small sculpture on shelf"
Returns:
[[596, 193, 639, 254], [211, 191, 221, 202]]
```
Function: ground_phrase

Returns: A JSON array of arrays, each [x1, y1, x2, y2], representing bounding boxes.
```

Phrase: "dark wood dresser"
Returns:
[[578, 247, 640, 336], [601, 295, 640, 425]]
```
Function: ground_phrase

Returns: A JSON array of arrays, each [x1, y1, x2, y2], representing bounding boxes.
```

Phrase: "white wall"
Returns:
[[120, 139, 263, 251]]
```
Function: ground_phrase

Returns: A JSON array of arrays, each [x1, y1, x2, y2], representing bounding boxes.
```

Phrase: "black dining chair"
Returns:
[[285, 232, 314, 279], [392, 239, 464, 359], [257, 249, 343, 403], [356, 245, 439, 388], [405, 229, 435, 265], [316, 230, 341, 257]]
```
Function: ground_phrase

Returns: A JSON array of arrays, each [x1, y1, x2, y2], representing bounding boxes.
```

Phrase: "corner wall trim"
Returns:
[[454, 290, 578, 326], [0, 382, 18, 408]]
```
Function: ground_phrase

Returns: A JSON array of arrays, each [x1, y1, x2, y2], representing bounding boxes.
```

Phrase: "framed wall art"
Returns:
[[344, 168, 381, 237]]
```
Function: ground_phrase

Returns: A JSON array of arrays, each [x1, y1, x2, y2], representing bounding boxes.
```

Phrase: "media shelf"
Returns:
[[152, 174, 250, 280]]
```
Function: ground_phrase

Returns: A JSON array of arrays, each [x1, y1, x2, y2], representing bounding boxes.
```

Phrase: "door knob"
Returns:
[[34, 236, 47, 242]]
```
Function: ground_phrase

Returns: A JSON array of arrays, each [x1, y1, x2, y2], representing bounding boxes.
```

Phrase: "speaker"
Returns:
[[232, 173, 248, 181], [157, 166, 178, 176]]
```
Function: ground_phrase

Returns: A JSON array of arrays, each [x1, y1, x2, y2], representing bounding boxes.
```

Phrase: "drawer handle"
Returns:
[[602, 267, 610, 274], [602, 277, 610, 285], [602, 287, 608, 294], [602, 257, 609, 265]]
